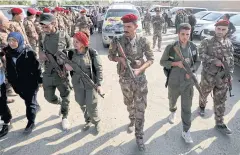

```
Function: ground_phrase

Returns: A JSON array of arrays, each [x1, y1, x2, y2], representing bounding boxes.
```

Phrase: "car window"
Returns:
[[192, 9, 207, 14], [230, 14, 240, 26], [194, 11, 209, 18], [105, 9, 140, 19], [201, 12, 222, 21]]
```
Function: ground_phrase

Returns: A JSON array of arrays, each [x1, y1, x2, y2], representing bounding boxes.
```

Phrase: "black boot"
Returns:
[[0, 124, 10, 138], [215, 124, 232, 135], [199, 106, 205, 117], [24, 122, 35, 134]]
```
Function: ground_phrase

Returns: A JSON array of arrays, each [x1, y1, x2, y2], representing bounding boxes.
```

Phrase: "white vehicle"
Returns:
[[170, 7, 208, 26], [202, 14, 240, 40], [194, 11, 212, 20], [148, 5, 172, 17], [193, 11, 238, 37], [102, 3, 143, 48]]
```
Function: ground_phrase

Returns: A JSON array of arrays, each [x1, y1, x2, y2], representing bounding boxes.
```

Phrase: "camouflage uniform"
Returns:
[[62, 15, 70, 34], [9, 19, 30, 45], [24, 17, 38, 51], [75, 15, 93, 34], [143, 12, 151, 35], [199, 37, 234, 125], [56, 14, 65, 31], [108, 35, 154, 144], [151, 15, 165, 49], [34, 18, 42, 35]]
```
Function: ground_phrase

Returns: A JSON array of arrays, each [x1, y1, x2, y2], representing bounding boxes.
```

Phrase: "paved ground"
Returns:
[[0, 28, 240, 155]]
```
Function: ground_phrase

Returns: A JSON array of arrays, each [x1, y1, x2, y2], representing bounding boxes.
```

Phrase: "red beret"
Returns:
[[80, 9, 86, 13], [55, 7, 61, 12], [215, 20, 229, 27], [65, 10, 70, 14], [74, 32, 89, 46], [11, 8, 22, 14], [43, 8, 51, 13], [121, 14, 138, 23], [36, 11, 42, 16], [27, 8, 37, 15]]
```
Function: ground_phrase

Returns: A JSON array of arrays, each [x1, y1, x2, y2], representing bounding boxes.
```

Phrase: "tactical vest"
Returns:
[[163, 41, 198, 77]]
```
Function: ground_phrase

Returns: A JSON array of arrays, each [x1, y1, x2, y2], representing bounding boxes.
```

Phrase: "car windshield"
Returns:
[[201, 12, 222, 21], [194, 11, 209, 18], [230, 14, 240, 26], [105, 9, 140, 19]]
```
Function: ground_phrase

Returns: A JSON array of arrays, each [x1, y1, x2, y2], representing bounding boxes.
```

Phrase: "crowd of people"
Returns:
[[0, 5, 236, 152]]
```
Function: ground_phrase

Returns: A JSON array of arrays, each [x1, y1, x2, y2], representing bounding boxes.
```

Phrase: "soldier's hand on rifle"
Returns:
[[117, 57, 127, 68], [134, 68, 142, 76], [97, 86, 103, 95], [186, 74, 190, 79], [172, 61, 184, 69], [39, 52, 48, 61], [64, 63, 73, 71]]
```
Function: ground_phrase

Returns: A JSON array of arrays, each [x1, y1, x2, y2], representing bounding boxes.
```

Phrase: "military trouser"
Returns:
[[153, 30, 162, 49], [0, 83, 12, 124], [168, 83, 194, 132], [73, 86, 100, 125], [42, 72, 70, 118], [119, 75, 148, 138], [144, 22, 151, 35], [199, 71, 228, 125], [162, 22, 167, 34]]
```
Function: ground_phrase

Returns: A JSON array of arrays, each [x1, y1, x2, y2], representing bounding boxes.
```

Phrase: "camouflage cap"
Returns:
[[178, 23, 191, 32], [40, 13, 55, 25]]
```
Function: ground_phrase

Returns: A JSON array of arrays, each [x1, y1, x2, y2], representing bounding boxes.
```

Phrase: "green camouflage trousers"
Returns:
[[119, 75, 148, 138], [153, 30, 162, 49], [42, 72, 70, 118], [199, 71, 228, 125], [144, 22, 151, 35]]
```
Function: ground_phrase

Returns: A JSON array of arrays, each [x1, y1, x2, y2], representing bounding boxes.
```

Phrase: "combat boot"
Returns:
[[136, 136, 145, 151], [0, 123, 11, 138], [24, 122, 35, 134], [199, 107, 205, 117], [127, 121, 134, 134], [215, 124, 232, 135]]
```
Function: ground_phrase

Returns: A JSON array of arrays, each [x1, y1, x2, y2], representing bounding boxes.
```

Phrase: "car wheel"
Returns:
[[103, 42, 109, 48]]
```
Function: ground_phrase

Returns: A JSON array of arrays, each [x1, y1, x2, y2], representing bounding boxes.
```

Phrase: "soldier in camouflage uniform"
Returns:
[[35, 11, 43, 35], [143, 9, 151, 35], [0, 16, 16, 102], [108, 14, 154, 151], [75, 10, 93, 34], [198, 20, 234, 135], [175, 10, 184, 34], [24, 8, 39, 51], [151, 7, 165, 52], [55, 7, 65, 31], [9, 8, 30, 46], [160, 23, 201, 143], [39, 13, 72, 131]]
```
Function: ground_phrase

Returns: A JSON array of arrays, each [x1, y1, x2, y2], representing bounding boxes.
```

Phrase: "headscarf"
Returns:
[[7, 32, 25, 53]]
